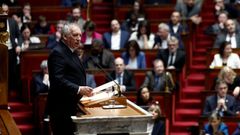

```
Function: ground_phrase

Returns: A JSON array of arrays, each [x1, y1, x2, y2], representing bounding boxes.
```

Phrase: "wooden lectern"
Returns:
[[72, 86, 152, 135], [0, 14, 21, 135]]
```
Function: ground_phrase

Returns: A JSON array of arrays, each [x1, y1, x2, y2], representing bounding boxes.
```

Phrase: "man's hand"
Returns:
[[217, 98, 226, 110], [233, 87, 240, 97], [79, 86, 93, 97]]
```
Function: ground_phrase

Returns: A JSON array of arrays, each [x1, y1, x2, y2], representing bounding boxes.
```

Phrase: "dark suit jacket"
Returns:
[[8, 18, 22, 49], [202, 94, 237, 117], [102, 30, 130, 49], [168, 21, 188, 37], [47, 41, 86, 116], [140, 71, 175, 92], [32, 73, 49, 95], [213, 32, 240, 48], [107, 70, 136, 91], [152, 119, 165, 135], [157, 49, 186, 72], [86, 49, 115, 69], [153, 34, 184, 49]]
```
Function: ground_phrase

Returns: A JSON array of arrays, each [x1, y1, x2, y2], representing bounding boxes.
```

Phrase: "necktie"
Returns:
[[154, 76, 160, 91], [117, 74, 122, 85], [169, 53, 174, 66]]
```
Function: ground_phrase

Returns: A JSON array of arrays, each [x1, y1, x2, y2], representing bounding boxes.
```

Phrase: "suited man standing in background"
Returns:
[[2, 3, 22, 92], [47, 23, 93, 135]]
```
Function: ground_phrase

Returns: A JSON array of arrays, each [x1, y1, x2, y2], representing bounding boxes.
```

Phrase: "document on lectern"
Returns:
[[80, 80, 117, 102]]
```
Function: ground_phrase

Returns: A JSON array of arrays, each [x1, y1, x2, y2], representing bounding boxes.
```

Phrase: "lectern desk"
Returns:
[[72, 99, 152, 135]]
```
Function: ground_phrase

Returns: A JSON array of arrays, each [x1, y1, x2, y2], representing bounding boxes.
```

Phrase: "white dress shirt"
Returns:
[[111, 30, 121, 50]]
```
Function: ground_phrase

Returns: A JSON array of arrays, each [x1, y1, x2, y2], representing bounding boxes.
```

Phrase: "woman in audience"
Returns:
[[136, 86, 153, 107], [217, 66, 240, 95], [121, 40, 146, 69], [148, 102, 165, 135], [202, 112, 228, 135], [81, 20, 102, 45], [209, 41, 240, 69], [125, 0, 146, 22], [129, 20, 155, 49], [19, 24, 41, 51]]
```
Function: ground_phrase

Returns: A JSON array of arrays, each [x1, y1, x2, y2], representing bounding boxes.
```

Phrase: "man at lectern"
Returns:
[[47, 23, 93, 135]]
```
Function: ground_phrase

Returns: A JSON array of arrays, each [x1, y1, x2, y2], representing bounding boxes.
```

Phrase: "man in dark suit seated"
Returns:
[[106, 57, 136, 92], [47, 23, 93, 135], [202, 79, 237, 117], [85, 39, 115, 69], [156, 36, 186, 73], [140, 59, 175, 92], [214, 19, 240, 48]]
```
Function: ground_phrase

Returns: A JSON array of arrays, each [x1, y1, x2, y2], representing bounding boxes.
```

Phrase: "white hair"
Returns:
[[158, 23, 170, 32], [61, 23, 80, 37], [40, 60, 48, 70]]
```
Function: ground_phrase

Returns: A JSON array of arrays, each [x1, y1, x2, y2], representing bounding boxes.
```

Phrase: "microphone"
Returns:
[[89, 56, 122, 97]]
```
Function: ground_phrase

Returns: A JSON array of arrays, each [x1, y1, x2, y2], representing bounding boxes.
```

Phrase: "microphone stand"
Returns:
[[89, 57, 122, 97]]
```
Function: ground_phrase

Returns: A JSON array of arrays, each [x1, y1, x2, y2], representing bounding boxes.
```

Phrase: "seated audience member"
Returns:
[[175, 0, 203, 25], [148, 102, 165, 135], [204, 11, 228, 36], [210, 41, 240, 69], [67, 6, 86, 31], [202, 79, 237, 117], [81, 20, 102, 45], [103, 19, 130, 50], [74, 45, 97, 88], [125, 0, 146, 22], [46, 20, 65, 49], [106, 57, 136, 91], [168, 11, 188, 37], [214, 19, 240, 48], [34, 16, 51, 35], [85, 39, 115, 69], [153, 23, 184, 49], [19, 24, 41, 51], [121, 12, 139, 34], [129, 20, 155, 49], [32, 60, 49, 96], [215, 67, 240, 95], [214, 0, 239, 19], [140, 59, 175, 92], [157, 36, 186, 73], [136, 86, 153, 107], [201, 112, 229, 135], [121, 40, 146, 69], [20, 3, 32, 23]]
